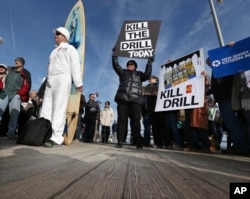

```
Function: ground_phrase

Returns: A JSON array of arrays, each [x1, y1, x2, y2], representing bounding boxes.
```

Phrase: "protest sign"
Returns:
[[113, 20, 161, 59], [155, 49, 205, 111], [208, 37, 250, 78]]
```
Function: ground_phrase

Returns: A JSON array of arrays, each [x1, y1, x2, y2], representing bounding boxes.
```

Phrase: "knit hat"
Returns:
[[15, 57, 25, 65], [126, 60, 137, 69]]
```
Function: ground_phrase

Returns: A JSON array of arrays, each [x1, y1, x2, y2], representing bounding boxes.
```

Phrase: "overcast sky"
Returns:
[[0, 0, 249, 113]]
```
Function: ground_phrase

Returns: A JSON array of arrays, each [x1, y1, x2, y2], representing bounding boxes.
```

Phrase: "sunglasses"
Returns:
[[55, 31, 62, 36]]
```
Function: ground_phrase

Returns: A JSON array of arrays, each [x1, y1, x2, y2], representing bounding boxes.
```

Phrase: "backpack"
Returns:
[[16, 117, 52, 146]]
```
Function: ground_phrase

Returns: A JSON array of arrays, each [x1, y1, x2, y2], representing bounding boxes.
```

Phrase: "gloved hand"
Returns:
[[148, 55, 155, 64], [112, 46, 116, 52]]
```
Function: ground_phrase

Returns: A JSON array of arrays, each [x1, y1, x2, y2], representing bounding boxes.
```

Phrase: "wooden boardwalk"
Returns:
[[0, 138, 250, 199]]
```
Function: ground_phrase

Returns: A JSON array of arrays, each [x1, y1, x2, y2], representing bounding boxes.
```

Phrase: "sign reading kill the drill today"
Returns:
[[113, 20, 161, 59]]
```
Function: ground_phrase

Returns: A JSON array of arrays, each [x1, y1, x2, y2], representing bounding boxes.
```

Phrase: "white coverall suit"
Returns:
[[40, 42, 82, 144]]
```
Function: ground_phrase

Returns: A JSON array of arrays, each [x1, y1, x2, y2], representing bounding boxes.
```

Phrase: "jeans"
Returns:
[[183, 109, 195, 148], [239, 109, 250, 147], [142, 113, 151, 145], [112, 132, 117, 143], [218, 100, 247, 150], [74, 114, 82, 140], [164, 111, 182, 146], [208, 122, 223, 144], [0, 95, 21, 135], [101, 126, 110, 143]]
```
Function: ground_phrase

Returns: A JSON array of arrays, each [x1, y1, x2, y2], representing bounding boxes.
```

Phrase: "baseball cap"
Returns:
[[0, 64, 7, 69], [15, 57, 25, 65], [53, 27, 70, 41]]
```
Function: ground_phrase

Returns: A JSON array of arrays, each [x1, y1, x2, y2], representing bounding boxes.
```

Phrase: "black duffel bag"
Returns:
[[17, 117, 52, 146]]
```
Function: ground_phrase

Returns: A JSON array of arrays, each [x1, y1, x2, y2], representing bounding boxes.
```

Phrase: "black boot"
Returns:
[[136, 143, 143, 149], [115, 142, 122, 148]]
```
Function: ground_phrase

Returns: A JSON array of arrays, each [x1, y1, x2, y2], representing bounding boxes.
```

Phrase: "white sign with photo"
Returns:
[[155, 49, 205, 111]]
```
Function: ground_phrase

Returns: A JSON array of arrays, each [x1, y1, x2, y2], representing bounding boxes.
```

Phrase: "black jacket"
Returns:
[[142, 82, 158, 115], [210, 74, 234, 102], [112, 56, 152, 105], [84, 100, 100, 120]]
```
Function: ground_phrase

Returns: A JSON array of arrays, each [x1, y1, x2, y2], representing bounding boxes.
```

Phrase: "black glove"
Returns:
[[112, 46, 116, 52], [148, 55, 155, 64]]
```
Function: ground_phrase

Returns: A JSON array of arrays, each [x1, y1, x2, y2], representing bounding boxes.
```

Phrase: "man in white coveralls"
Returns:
[[41, 27, 83, 147]]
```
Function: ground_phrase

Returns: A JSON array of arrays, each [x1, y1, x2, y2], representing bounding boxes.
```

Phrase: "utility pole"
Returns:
[[208, 0, 224, 47]]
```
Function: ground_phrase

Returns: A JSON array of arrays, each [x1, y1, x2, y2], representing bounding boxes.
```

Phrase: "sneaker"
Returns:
[[143, 144, 153, 148], [201, 148, 211, 153], [136, 144, 143, 149], [173, 145, 183, 150], [73, 139, 80, 143], [43, 140, 61, 148], [7, 134, 16, 140], [115, 143, 122, 148], [183, 147, 197, 152]]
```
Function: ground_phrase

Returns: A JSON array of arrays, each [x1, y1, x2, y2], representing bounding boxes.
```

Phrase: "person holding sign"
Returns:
[[207, 54, 248, 154], [112, 47, 154, 149]]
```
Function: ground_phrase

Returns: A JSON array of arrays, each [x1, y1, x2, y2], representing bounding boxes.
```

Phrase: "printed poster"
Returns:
[[113, 20, 161, 59], [208, 37, 250, 78], [155, 49, 205, 112]]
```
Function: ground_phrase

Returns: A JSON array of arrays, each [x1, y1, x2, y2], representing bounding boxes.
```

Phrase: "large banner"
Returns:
[[113, 20, 161, 59], [155, 49, 205, 112], [208, 37, 250, 78]]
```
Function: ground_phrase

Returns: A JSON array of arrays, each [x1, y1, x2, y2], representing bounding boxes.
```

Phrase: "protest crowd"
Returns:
[[0, 25, 250, 157]]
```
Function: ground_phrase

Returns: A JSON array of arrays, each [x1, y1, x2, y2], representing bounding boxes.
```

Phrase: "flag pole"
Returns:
[[208, 0, 224, 47]]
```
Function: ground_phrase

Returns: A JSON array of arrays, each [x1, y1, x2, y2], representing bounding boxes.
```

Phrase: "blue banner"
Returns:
[[208, 37, 250, 78]]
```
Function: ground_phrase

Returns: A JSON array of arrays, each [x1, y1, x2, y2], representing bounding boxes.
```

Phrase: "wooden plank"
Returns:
[[53, 149, 129, 198], [0, 139, 250, 199], [0, 142, 118, 198]]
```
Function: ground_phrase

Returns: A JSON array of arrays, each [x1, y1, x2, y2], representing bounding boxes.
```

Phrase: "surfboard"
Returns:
[[63, 0, 85, 145]]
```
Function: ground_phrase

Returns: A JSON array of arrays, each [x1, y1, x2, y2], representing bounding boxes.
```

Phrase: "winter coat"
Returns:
[[84, 100, 100, 120], [0, 75, 7, 99], [100, 107, 114, 126], [142, 82, 158, 115], [112, 56, 152, 105], [3, 67, 31, 102], [232, 71, 250, 111], [210, 73, 234, 102]]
